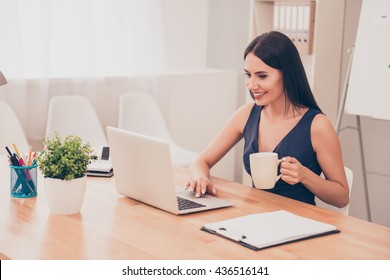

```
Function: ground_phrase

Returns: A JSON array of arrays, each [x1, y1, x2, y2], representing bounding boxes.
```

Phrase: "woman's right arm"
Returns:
[[186, 103, 254, 197]]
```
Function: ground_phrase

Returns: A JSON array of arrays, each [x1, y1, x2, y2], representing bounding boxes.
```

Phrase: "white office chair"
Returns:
[[118, 92, 198, 166], [45, 95, 108, 151], [315, 166, 353, 215], [0, 101, 30, 156]]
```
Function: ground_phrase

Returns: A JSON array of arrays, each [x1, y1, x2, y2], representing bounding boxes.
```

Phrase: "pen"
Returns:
[[17, 155, 26, 167], [9, 153, 20, 167], [5, 146, 13, 157]]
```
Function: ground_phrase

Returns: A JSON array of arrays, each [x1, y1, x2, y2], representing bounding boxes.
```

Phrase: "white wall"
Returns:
[[161, 0, 209, 70], [206, 0, 252, 182]]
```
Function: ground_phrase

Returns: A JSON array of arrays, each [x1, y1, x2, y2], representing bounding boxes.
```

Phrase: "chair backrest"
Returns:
[[315, 166, 353, 215], [45, 95, 107, 148], [0, 101, 30, 156], [118, 93, 172, 141]]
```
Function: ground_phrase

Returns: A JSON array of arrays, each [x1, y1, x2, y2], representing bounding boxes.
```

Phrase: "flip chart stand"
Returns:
[[335, 46, 371, 221]]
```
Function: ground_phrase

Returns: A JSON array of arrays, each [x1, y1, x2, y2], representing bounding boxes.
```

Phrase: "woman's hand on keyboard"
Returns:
[[185, 177, 216, 198]]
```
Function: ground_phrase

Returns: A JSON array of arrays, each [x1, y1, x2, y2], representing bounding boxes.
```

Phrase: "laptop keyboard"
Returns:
[[177, 196, 206, 210]]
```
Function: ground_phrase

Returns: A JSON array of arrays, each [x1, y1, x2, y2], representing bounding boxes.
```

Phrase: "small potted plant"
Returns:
[[36, 133, 94, 215]]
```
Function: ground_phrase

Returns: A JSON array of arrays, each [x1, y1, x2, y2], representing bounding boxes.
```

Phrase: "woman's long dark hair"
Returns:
[[244, 31, 321, 113]]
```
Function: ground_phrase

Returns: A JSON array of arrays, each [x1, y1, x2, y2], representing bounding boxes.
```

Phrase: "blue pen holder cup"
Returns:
[[10, 164, 38, 198]]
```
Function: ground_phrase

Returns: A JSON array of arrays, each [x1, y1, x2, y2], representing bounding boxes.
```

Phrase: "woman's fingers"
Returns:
[[185, 178, 216, 197], [280, 157, 301, 184]]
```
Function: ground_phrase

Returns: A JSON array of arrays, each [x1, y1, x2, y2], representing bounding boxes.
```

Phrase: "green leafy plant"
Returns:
[[37, 134, 95, 180]]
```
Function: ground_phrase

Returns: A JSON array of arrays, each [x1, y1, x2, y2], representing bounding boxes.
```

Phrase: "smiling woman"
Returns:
[[187, 31, 350, 209]]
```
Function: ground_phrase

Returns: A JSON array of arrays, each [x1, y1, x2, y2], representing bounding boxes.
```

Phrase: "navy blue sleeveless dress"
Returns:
[[243, 104, 323, 205]]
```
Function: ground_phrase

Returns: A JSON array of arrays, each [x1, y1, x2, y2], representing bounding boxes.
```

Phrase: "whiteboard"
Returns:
[[345, 0, 390, 120]]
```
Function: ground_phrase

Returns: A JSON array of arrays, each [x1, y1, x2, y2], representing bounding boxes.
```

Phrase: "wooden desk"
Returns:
[[0, 157, 389, 259]]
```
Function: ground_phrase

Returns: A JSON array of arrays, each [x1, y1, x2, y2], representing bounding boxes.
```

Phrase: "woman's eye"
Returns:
[[244, 72, 250, 77], [258, 74, 267, 79]]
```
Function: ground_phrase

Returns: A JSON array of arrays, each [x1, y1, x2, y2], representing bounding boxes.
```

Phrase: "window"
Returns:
[[0, 0, 166, 79]]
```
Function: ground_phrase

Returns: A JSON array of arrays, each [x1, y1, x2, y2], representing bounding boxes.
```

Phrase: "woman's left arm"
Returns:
[[280, 114, 349, 208]]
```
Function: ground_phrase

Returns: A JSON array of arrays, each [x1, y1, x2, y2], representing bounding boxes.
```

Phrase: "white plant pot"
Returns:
[[44, 176, 87, 215]]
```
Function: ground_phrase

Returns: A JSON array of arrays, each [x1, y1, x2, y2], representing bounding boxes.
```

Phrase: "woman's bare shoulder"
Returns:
[[235, 102, 255, 118], [226, 102, 256, 133], [311, 113, 335, 134], [311, 113, 339, 151]]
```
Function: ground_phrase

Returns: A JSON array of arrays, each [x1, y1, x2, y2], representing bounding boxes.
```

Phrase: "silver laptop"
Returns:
[[106, 126, 232, 215]]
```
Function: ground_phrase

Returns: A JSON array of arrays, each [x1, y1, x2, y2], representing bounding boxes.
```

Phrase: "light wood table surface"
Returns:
[[0, 156, 389, 260]]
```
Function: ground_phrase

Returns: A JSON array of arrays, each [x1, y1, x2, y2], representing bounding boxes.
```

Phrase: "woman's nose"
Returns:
[[246, 77, 258, 90]]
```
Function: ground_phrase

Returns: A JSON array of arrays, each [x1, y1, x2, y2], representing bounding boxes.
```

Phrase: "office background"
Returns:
[[0, 0, 388, 227]]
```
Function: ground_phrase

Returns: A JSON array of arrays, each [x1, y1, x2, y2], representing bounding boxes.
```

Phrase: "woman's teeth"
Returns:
[[254, 92, 266, 97]]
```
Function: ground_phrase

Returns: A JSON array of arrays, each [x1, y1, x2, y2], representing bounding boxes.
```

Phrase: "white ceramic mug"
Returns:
[[249, 152, 281, 189]]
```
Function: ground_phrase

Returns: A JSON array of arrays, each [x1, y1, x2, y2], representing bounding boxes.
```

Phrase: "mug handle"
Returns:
[[275, 159, 282, 182]]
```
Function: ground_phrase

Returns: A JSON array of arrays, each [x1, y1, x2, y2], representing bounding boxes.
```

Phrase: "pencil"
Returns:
[[12, 143, 22, 159], [27, 146, 32, 166]]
